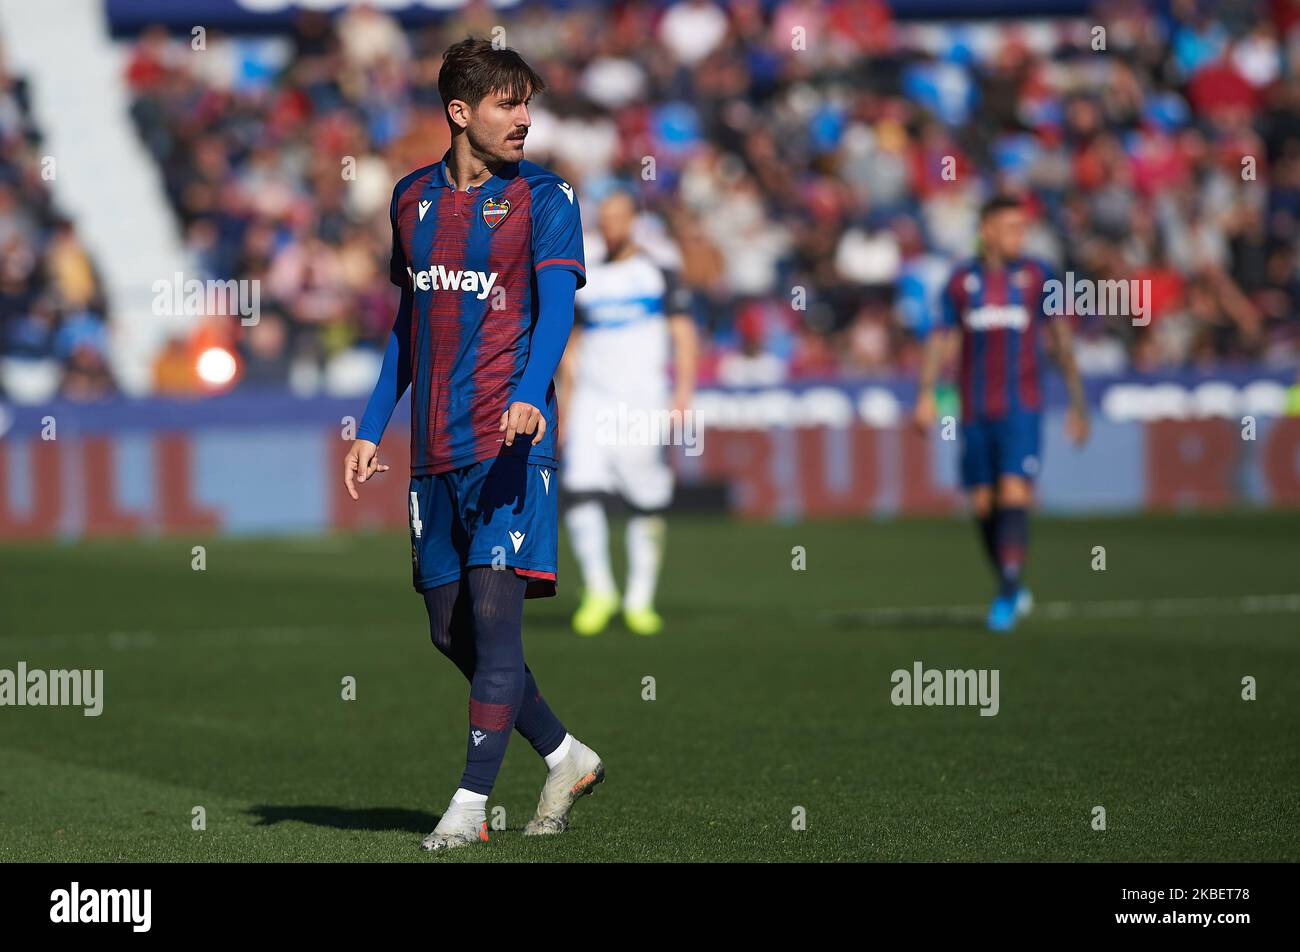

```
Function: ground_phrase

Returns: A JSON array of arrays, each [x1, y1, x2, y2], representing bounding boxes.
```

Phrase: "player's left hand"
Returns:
[[500, 401, 546, 446], [1065, 406, 1090, 447]]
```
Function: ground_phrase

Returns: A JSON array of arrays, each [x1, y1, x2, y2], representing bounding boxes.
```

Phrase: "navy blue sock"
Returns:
[[515, 664, 567, 760], [977, 509, 999, 575], [423, 578, 567, 772], [994, 506, 1028, 600], [459, 569, 526, 795], [423, 581, 476, 679]]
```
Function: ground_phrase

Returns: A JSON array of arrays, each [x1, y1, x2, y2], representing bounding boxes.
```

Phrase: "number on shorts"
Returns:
[[409, 491, 423, 539]]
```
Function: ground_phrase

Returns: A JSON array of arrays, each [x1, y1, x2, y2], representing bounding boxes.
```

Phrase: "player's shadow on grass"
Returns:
[[248, 804, 439, 833]]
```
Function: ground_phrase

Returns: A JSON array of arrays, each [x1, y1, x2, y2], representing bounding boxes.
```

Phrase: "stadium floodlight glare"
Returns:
[[196, 347, 238, 388]]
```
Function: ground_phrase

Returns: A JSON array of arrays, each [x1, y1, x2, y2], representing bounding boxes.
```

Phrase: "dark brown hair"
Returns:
[[980, 194, 1023, 221], [438, 37, 545, 119]]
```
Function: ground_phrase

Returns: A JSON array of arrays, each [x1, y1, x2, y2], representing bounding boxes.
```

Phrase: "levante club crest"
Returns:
[[482, 198, 510, 229]]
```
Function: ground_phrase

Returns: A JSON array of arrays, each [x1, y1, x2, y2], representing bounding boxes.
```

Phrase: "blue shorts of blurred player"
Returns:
[[960, 410, 1042, 489]]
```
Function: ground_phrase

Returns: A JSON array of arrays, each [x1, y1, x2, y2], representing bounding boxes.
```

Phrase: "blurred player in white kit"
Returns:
[[559, 189, 698, 636]]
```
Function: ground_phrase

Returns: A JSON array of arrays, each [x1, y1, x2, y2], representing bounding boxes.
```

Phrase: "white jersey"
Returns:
[[572, 250, 688, 403]]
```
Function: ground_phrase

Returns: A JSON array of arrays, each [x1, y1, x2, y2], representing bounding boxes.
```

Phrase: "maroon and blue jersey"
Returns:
[[389, 154, 585, 476], [939, 256, 1059, 421]]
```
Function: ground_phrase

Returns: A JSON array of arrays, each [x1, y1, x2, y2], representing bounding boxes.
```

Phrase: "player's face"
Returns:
[[981, 208, 1026, 259], [598, 193, 635, 248], [465, 87, 533, 163]]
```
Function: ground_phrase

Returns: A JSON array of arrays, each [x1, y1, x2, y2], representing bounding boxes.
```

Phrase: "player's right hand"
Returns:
[[344, 439, 388, 500], [912, 392, 937, 434], [1065, 405, 1091, 447]]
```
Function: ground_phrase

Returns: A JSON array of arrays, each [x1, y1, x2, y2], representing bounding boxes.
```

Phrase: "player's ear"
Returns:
[[446, 99, 471, 131]]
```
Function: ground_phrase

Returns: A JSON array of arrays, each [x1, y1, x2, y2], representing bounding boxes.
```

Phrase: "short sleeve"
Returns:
[[1031, 258, 1062, 319], [662, 269, 694, 316], [531, 180, 586, 289], [938, 269, 961, 329], [389, 184, 408, 288]]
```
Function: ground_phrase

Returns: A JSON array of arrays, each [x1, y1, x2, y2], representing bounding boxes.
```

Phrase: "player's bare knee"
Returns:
[[997, 477, 1032, 508]]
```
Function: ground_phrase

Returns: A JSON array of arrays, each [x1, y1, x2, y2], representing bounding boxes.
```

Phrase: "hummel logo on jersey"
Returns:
[[471, 730, 487, 747], [557, 182, 574, 204], [509, 530, 526, 553], [539, 469, 551, 494], [406, 264, 499, 299], [418, 199, 432, 220]]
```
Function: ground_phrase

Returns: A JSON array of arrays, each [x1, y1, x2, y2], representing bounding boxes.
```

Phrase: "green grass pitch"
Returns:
[[1, 511, 1297, 862]]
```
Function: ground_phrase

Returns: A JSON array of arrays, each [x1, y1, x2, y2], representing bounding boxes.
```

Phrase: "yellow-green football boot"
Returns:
[[572, 591, 619, 637], [623, 606, 663, 636]]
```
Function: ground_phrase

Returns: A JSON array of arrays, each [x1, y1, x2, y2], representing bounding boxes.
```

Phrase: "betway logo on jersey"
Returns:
[[407, 265, 498, 300], [963, 304, 1029, 331]]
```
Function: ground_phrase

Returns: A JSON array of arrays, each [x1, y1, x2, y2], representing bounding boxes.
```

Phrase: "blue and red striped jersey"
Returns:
[[938, 256, 1059, 420], [389, 153, 586, 475]]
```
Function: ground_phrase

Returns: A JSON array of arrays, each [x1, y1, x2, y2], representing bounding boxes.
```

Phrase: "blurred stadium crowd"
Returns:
[[0, 49, 115, 400], [4, 0, 1300, 400]]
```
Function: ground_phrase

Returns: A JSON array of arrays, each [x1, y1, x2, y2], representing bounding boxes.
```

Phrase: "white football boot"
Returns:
[[420, 798, 489, 852], [523, 739, 605, 836]]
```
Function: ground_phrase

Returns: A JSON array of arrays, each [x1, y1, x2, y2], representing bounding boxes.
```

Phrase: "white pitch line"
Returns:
[[827, 594, 1300, 625], [0, 626, 318, 648], [6, 595, 1300, 644]]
